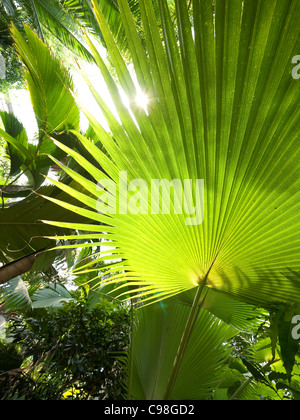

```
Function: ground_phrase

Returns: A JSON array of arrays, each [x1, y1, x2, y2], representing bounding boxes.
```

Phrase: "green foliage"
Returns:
[[31, 281, 74, 308], [0, 26, 94, 264], [0, 1, 25, 92], [11, 24, 80, 138], [0, 0, 92, 60], [0, 340, 23, 372], [0, 46, 25, 93], [0, 340, 24, 398], [213, 331, 299, 400], [1, 297, 130, 400], [269, 301, 300, 381], [0, 111, 29, 177], [0, 0, 299, 401]]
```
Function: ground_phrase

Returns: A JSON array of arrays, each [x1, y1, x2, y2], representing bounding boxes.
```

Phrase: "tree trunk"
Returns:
[[0, 251, 42, 285], [0, 92, 14, 114]]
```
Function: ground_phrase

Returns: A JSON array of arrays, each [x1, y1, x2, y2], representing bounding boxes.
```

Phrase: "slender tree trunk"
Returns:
[[0, 92, 14, 114], [0, 251, 43, 285]]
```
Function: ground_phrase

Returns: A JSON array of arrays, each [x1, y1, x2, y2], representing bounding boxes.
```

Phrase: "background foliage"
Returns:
[[0, 290, 130, 400]]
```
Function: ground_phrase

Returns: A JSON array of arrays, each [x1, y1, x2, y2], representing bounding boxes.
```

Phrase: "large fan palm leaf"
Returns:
[[38, 0, 299, 307]]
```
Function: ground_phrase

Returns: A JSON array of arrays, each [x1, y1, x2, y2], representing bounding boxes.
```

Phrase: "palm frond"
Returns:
[[32, 282, 74, 308], [11, 23, 80, 137], [16, 0, 93, 60], [0, 276, 32, 311], [129, 296, 236, 400], [0, 185, 97, 264], [42, 0, 300, 308], [175, 286, 267, 333], [61, 0, 150, 56]]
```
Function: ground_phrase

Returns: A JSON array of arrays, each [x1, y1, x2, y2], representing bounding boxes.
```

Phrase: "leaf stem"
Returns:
[[163, 278, 208, 400], [229, 377, 252, 400], [127, 291, 135, 400]]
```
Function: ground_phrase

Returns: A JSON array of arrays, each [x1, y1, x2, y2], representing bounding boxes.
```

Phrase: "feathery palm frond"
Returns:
[[7, 0, 93, 60]]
